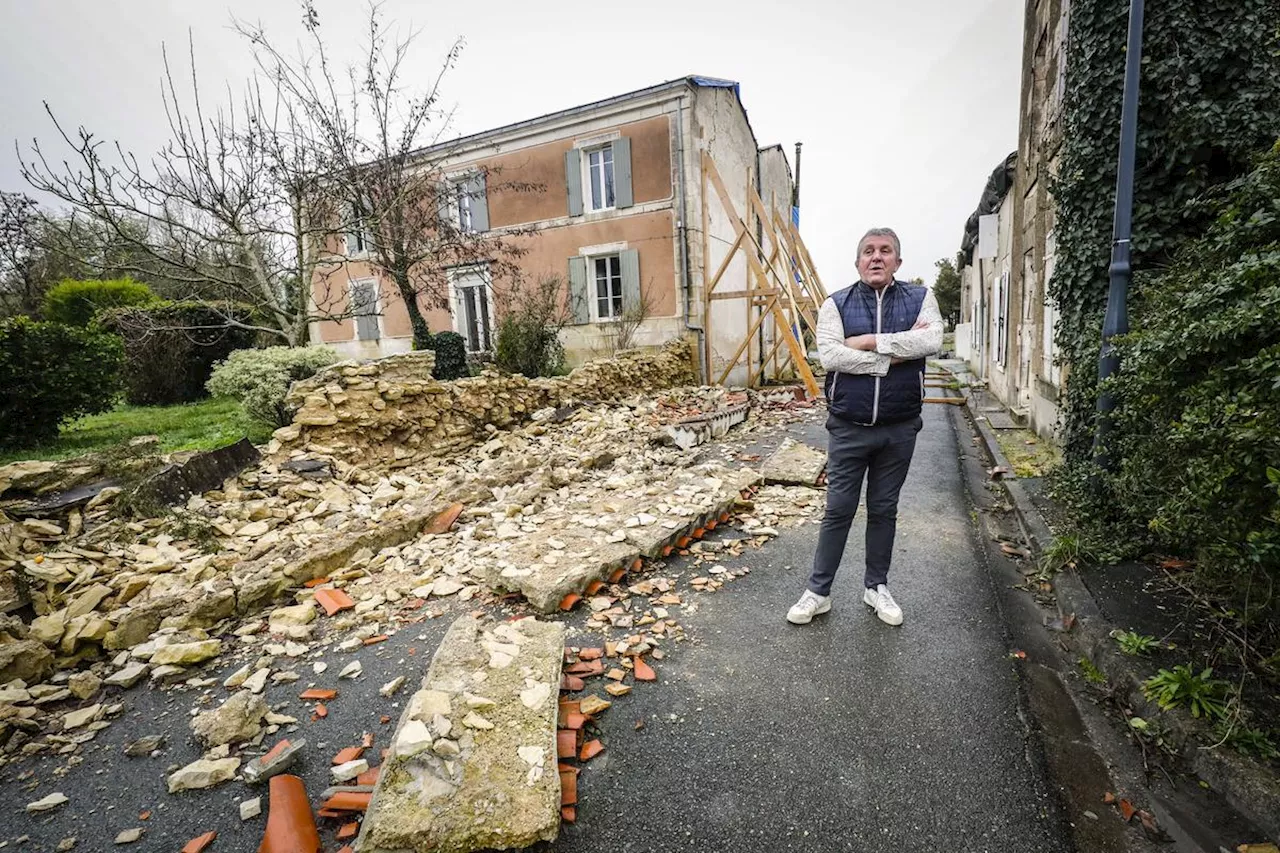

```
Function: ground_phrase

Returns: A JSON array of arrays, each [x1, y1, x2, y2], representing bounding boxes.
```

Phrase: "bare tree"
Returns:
[[20, 4, 521, 348], [237, 2, 535, 349]]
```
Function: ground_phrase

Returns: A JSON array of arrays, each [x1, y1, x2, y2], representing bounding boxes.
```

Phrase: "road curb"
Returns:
[[934, 361, 1280, 843]]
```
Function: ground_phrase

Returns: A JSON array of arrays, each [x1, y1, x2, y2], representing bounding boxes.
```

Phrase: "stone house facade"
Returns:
[[308, 76, 795, 386], [956, 0, 1070, 438]]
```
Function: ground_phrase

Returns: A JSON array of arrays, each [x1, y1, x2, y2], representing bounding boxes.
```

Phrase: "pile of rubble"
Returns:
[[277, 340, 696, 465], [0, 337, 826, 821]]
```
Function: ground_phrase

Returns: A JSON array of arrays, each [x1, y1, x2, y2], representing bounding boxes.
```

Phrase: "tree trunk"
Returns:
[[392, 274, 432, 350]]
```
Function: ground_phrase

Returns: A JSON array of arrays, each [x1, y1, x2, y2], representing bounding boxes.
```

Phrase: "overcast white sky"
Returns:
[[0, 0, 1021, 288]]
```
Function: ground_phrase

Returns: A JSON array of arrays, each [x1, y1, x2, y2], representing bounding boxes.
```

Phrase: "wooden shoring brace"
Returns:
[[771, 208, 828, 322], [700, 151, 819, 397]]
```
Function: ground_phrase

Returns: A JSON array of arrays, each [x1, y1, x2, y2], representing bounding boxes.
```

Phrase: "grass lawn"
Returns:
[[0, 398, 273, 465]]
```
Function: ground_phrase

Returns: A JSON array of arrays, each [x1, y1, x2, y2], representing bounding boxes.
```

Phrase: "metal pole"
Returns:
[[1093, 0, 1145, 469], [793, 142, 803, 212]]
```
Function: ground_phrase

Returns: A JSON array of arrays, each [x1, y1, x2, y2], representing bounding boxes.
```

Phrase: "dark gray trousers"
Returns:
[[807, 414, 922, 596]]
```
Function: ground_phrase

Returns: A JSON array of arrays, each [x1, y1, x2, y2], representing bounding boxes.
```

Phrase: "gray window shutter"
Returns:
[[565, 149, 584, 217], [436, 183, 452, 228], [613, 137, 633, 209], [620, 248, 640, 313], [354, 282, 380, 341], [468, 173, 489, 232], [568, 256, 589, 324]]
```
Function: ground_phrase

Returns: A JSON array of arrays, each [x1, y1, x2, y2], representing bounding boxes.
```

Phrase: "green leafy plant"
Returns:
[[493, 275, 568, 378], [0, 317, 123, 448], [42, 277, 157, 326], [1213, 720, 1279, 760], [1142, 664, 1231, 720], [426, 331, 469, 380], [1113, 630, 1161, 656], [206, 345, 338, 427], [1078, 657, 1107, 685], [1127, 716, 1177, 756], [1039, 533, 1094, 574]]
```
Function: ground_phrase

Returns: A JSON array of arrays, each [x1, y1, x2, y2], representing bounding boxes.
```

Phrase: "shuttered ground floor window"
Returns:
[[451, 266, 492, 353], [594, 255, 623, 320], [568, 248, 640, 324], [351, 279, 380, 341]]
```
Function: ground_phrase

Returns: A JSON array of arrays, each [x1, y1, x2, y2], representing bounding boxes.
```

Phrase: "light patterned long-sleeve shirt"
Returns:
[[816, 284, 944, 375]]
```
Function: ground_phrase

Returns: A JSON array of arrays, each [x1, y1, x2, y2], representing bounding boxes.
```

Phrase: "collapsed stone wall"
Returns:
[[273, 340, 696, 464]]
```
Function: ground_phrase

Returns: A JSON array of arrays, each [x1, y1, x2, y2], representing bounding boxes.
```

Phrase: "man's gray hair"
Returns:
[[857, 227, 901, 257]]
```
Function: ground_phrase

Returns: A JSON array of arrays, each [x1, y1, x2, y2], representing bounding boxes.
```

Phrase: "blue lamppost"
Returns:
[[1094, 0, 1146, 469]]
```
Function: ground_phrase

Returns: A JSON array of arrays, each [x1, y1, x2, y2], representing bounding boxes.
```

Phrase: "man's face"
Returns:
[[856, 236, 902, 288]]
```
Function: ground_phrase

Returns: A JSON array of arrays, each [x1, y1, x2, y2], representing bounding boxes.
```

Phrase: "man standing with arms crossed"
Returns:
[[787, 228, 943, 626]]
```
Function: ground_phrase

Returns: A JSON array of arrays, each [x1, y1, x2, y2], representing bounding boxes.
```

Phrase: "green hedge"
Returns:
[[98, 301, 258, 406], [207, 345, 339, 427], [426, 331, 469, 380], [0, 317, 123, 448], [42, 277, 156, 327], [1105, 142, 1280, 594]]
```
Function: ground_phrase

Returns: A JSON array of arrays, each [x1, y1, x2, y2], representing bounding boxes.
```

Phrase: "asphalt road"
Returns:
[[2, 402, 1073, 852]]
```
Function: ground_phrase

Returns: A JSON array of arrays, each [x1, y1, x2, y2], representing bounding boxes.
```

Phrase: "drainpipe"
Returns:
[[674, 92, 705, 383]]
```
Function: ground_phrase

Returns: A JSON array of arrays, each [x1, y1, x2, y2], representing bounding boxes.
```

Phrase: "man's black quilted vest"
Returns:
[[823, 280, 928, 426]]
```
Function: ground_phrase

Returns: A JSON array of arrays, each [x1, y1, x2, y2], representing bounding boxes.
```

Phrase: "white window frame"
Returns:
[[586, 252, 624, 322], [449, 265, 493, 353], [445, 175, 475, 234], [582, 144, 617, 213], [350, 278, 382, 342]]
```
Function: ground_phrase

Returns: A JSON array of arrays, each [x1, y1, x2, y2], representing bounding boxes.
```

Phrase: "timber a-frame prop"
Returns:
[[699, 151, 828, 398]]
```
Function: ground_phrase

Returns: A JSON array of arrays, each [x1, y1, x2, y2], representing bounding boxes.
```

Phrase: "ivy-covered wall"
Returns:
[[1051, 0, 1280, 461]]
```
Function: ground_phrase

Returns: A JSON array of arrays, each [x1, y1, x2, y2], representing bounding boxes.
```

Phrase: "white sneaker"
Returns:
[[786, 589, 831, 624], [863, 584, 903, 626]]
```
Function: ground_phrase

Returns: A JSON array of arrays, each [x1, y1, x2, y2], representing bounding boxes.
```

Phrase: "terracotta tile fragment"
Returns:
[[299, 688, 338, 701], [556, 729, 578, 758], [633, 657, 657, 682], [562, 712, 586, 731], [605, 682, 632, 697], [332, 747, 364, 765], [661, 545, 673, 557], [380, 715, 391, 725], [356, 766, 380, 786], [559, 769, 578, 806], [579, 695, 611, 716], [314, 588, 356, 617], [676, 536, 692, 548], [605, 668, 627, 681], [579, 739, 604, 761], [138, 810, 151, 821], [560, 675, 585, 692], [559, 593, 581, 611], [317, 809, 344, 819], [578, 648, 604, 661], [1119, 799, 1136, 822], [565, 660, 604, 677], [584, 580, 605, 596], [322, 792, 371, 812], [558, 699, 582, 717], [561, 806, 577, 823], [337, 848, 355, 853], [608, 567, 626, 583], [313, 703, 328, 719], [361, 733, 375, 748], [303, 577, 330, 588], [337, 822, 359, 840], [426, 502, 464, 535], [181, 832, 216, 853], [261, 739, 292, 766], [362, 635, 388, 646]]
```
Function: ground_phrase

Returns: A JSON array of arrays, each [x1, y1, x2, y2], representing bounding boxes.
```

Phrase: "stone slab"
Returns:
[[357, 615, 565, 853], [761, 438, 827, 487]]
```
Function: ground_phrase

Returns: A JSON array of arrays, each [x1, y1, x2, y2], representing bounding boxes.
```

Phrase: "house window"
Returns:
[[452, 180, 473, 233], [994, 270, 1010, 367], [585, 146, 616, 212], [351, 280, 380, 341], [592, 254, 623, 320], [346, 204, 371, 256], [451, 266, 492, 353]]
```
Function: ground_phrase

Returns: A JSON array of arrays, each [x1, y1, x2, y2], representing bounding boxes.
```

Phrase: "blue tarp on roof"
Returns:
[[689, 76, 741, 100]]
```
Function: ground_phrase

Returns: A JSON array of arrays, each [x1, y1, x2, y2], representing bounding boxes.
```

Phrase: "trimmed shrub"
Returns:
[[0, 317, 123, 448], [427, 331, 469, 380], [43, 278, 157, 327], [493, 276, 568, 378], [207, 346, 339, 427], [98, 301, 258, 406]]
